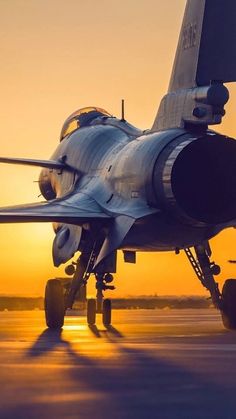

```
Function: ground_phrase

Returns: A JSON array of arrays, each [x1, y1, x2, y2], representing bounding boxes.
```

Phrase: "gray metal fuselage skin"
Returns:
[[42, 116, 221, 256]]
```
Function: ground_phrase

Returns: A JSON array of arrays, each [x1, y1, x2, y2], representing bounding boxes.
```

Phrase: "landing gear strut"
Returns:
[[185, 245, 222, 309], [44, 244, 116, 329], [65, 250, 96, 310], [185, 243, 236, 329]]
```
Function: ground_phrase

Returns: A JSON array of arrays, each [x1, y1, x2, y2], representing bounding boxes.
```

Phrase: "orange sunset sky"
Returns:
[[1, 0, 236, 297]]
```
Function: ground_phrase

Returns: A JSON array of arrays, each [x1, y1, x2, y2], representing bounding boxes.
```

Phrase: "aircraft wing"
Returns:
[[0, 157, 76, 171], [0, 192, 110, 224]]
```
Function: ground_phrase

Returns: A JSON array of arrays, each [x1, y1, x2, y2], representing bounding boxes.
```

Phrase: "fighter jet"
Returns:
[[1, 0, 236, 330]]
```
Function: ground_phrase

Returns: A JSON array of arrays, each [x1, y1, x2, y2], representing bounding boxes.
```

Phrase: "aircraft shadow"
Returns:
[[27, 328, 69, 357], [105, 325, 123, 337], [88, 324, 101, 337], [88, 324, 123, 338], [23, 326, 236, 419]]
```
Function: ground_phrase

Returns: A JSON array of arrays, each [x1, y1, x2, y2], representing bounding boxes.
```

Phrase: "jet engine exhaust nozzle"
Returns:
[[156, 134, 236, 225]]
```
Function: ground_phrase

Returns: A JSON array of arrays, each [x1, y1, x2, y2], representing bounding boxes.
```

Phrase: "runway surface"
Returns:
[[0, 309, 236, 419]]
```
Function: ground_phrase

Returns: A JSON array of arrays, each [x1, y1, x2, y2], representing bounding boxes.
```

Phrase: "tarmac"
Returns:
[[0, 308, 236, 419]]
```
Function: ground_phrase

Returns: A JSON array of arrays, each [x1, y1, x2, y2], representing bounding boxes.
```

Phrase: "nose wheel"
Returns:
[[87, 298, 96, 325], [86, 273, 114, 327], [86, 297, 112, 326], [102, 299, 112, 326]]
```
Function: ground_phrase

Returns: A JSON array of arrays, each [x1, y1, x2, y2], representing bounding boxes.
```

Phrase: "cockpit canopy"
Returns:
[[60, 107, 112, 141]]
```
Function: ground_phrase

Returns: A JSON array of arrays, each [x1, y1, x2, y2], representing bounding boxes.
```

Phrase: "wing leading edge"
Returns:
[[0, 157, 77, 171], [0, 192, 110, 224]]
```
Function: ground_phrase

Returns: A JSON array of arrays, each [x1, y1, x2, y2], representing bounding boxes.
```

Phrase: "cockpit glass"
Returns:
[[60, 107, 112, 141], [62, 119, 78, 139]]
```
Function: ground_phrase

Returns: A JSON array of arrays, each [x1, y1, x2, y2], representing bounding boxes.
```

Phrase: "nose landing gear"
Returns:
[[87, 273, 114, 326], [96, 273, 114, 325]]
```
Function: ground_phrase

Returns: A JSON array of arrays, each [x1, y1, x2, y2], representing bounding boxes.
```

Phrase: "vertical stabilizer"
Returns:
[[152, 0, 236, 131], [168, 0, 205, 92], [197, 0, 236, 86]]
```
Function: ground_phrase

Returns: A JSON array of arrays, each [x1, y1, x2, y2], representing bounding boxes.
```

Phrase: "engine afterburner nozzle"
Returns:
[[172, 134, 236, 224], [155, 133, 236, 225]]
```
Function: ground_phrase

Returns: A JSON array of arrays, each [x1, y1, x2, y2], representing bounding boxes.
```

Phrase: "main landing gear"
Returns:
[[45, 279, 65, 329], [44, 249, 115, 329], [184, 243, 236, 330]]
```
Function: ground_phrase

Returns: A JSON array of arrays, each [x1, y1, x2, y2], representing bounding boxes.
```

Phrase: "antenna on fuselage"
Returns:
[[121, 99, 125, 121]]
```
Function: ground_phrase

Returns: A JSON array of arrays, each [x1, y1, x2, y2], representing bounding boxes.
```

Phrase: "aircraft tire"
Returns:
[[45, 279, 65, 329], [87, 298, 96, 325], [221, 279, 236, 329], [102, 299, 112, 326]]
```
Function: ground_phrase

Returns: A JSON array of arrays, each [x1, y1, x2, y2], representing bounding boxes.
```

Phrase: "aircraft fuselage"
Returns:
[[39, 117, 236, 253]]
